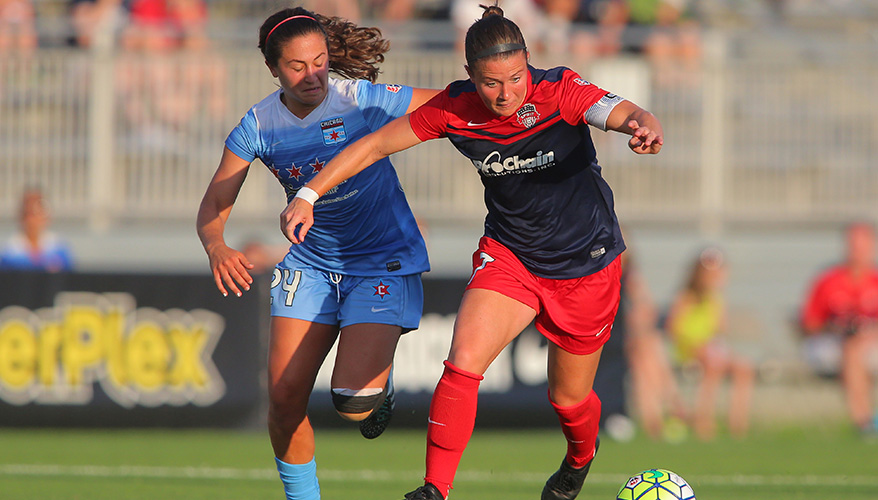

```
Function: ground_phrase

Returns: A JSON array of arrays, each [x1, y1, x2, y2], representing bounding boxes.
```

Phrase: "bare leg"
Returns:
[[331, 323, 402, 421], [693, 347, 728, 441], [267, 317, 338, 463], [728, 357, 754, 437], [842, 331, 876, 428]]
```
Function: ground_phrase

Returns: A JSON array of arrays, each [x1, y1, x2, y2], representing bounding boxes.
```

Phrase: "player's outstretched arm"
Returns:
[[605, 100, 664, 155], [196, 146, 255, 297], [407, 88, 442, 113], [280, 115, 425, 244]]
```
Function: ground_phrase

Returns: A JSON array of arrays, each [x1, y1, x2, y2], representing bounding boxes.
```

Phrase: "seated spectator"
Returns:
[[620, 249, 689, 441], [68, 0, 125, 49], [570, 0, 629, 59], [240, 238, 287, 275], [667, 247, 754, 441], [0, 0, 37, 54], [300, 0, 361, 22], [115, 0, 228, 143], [594, 245, 689, 442], [628, 0, 701, 86], [0, 188, 74, 272], [451, 0, 547, 53], [362, 0, 419, 23], [800, 221, 878, 436]]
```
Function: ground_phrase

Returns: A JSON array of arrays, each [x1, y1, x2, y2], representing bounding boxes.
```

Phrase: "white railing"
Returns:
[[2, 30, 877, 229]]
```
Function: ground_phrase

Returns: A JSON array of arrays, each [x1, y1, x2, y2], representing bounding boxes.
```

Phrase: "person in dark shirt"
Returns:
[[281, 5, 662, 500]]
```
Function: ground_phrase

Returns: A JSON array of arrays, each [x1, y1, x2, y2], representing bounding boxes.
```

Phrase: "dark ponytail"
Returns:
[[258, 7, 390, 83], [464, 4, 527, 68]]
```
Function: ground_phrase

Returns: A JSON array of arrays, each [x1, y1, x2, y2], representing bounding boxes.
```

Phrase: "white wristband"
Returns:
[[294, 186, 320, 205]]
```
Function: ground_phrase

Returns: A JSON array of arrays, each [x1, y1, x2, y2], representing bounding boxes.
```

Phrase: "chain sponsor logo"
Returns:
[[471, 150, 555, 176]]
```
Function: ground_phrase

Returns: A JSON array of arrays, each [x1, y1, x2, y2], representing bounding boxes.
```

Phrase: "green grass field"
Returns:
[[1, 425, 875, 500]]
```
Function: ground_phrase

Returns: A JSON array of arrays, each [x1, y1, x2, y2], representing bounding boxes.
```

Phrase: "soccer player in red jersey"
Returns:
[[282, 4, 663, 500], [801, 221, 878, 436]]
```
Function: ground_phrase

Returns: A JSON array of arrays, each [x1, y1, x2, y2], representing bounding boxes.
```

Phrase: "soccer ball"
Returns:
[[616, 469, 695, 500]]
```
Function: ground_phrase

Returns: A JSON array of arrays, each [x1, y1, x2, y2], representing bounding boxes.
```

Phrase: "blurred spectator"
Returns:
[[115, 0, 228, 144], [570, 0, 629, 59], [300, 0, 361, 22], [800, 222, 878, 436], [619, 249, 689, 441], [240, 238, 287, 275], [0, 0, 37, 54], [364, 0, 418, 22], [0, 188, 74, 272], [594, 246, 689, 442], [68, 0, 125, 48], [627, 0, 701, 85], [666, 247, 754, 441], [451, 0, 547, 53]]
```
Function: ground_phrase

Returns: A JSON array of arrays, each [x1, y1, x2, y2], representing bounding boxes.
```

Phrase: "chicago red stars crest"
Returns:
[[516, 103, 540, 128], [373, 280, 391, 299], [321, 117, 346, 146]]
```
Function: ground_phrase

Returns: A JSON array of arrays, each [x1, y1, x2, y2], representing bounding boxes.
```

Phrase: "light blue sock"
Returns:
[[275, 457, 320, 500]]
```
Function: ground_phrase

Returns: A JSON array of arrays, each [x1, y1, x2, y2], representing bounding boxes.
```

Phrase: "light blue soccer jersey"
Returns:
[[226, 79, 429, 276]]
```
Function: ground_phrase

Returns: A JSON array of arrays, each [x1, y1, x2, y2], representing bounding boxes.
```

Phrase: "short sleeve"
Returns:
[[801, 272, 832, 331], [557, 69, 623, 131], [224, 109, 261, 163], [409, 89, 451, 142], [357, 81, 414, 131]]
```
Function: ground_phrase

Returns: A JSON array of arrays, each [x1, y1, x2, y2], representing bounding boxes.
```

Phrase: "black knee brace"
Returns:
[[331, 387, 387, 415]]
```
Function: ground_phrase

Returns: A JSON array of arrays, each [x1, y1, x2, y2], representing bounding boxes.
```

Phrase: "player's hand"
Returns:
[[627, 119, 663, 155], [206, 243, 254, 297], [280, 198, 315, 244]]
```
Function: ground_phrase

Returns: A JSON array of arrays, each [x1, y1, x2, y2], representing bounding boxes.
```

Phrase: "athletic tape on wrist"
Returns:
[[295, 186, 319, 205]]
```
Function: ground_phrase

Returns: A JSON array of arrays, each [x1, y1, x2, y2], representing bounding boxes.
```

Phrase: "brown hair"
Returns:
[[258, 7, 389, 83], [684, 247, 725, 300], [464, 3, 527, 68]]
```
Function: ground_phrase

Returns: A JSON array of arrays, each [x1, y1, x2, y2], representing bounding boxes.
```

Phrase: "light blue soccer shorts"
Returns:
[[269, 261, 423, 332]]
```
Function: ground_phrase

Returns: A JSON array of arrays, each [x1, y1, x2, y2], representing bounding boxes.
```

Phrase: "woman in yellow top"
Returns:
[[667, 247, 754, 440]]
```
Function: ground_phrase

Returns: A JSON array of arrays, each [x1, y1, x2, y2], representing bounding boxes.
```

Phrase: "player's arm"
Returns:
[[280, 115, 425, 244], [605, 100, 664, 155], [196, 146, 255, 297], [407, 88, 442, 113]]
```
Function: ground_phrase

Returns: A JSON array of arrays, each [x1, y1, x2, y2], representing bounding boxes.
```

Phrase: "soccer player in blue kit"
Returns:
[[282, 4, 664, 500], [195, 8, 438, 500]]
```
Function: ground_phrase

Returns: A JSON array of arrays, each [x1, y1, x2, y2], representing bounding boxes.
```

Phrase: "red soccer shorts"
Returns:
[[466, 236, 622, 355]]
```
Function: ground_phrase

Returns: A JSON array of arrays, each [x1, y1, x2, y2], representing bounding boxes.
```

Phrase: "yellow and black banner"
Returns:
[[0, 271, 266, 427]]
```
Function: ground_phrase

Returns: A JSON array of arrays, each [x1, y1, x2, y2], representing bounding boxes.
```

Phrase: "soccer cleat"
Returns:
[[403, 483, 444, 500], [541, 437, 600, 500], [359, 374, 395, 439]]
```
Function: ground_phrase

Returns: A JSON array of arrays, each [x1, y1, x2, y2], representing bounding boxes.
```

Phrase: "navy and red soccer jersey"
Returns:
[[410, 65, 626, 279]]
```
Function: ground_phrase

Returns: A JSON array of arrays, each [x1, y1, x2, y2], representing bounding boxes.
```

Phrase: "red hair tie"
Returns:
[[266, 15, 317, 42]]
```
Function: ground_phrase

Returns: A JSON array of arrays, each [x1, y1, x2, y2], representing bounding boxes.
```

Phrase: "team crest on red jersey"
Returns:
[[516, 103, 540, 128]]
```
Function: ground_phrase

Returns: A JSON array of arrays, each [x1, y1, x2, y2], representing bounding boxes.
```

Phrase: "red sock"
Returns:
[[424, 360, 483, 498], [550, 390, 601, 468]]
